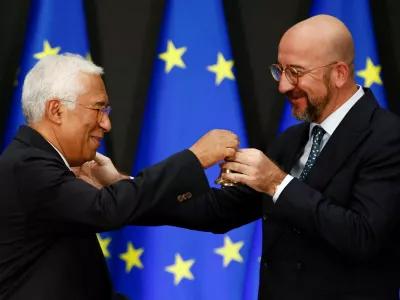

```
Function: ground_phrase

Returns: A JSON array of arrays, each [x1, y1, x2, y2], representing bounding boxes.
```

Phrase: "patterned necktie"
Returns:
[[299, 125, 326, 180]]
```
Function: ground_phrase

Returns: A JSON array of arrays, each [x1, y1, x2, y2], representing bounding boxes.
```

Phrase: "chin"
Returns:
[[292, 107, 306, 120], [85, 152, 96, 162]]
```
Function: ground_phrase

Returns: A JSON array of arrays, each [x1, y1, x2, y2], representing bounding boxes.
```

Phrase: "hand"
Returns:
[[72, 152, 129, 188], [220, 148, 286, 196], [189, 129, 239, 169]]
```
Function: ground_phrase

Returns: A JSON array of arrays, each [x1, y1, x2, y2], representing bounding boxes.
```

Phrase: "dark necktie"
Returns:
[[299, 125, 325, 180]]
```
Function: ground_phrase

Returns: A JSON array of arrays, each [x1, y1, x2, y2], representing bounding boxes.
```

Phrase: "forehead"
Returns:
[[277, 31, 326, 68], [78, 73, 108, 105]]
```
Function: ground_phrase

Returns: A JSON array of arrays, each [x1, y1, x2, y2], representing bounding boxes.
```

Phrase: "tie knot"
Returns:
[[312, 125, 325, 139]]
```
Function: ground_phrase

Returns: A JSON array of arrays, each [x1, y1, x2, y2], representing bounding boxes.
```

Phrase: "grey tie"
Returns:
[[299, 126, 325, 180]]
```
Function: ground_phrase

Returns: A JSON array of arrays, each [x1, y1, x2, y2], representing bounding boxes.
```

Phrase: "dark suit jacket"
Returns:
[[0, 125, 209, 300], [157, 89, 400, 300]]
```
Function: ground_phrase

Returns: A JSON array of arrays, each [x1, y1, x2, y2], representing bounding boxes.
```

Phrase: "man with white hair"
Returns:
[[0, 53, 238, 300]]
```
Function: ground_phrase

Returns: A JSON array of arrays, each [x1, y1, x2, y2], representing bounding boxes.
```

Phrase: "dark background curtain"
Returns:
[[0, 0, 399, 173]]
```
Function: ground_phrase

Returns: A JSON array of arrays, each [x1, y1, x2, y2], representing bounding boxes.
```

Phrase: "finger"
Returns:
[[93, 152, 110, 166], [225, 151, 252, 165], [221, 171, 250, 186], [226, 136, 240, 149], [78, 161, 93, 175], [221, 161, 253, 175], [224, 148, 236, 159]]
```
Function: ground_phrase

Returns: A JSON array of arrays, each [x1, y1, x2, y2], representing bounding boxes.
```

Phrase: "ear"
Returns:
[[333, 62, 349, 88], [45, 99, 64, 124]]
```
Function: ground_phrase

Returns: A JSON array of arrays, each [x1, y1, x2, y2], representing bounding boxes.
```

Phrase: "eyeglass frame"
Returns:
[[60, 99, 111, 123], [270, 61, 338, 85]]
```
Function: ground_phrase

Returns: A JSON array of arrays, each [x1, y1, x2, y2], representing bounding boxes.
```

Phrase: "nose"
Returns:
[[99, 114, 112, 132], [278, 73, 295, 94]]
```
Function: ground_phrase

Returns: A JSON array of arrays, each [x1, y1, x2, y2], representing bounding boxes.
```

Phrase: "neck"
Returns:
[[314, 83, 358, 124], [29, 122, 67, 158]]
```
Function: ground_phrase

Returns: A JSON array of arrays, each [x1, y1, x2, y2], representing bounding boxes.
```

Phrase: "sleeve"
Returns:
[[138, 184, 263, 234], [16, 149, 210, 234], [269, 132, 400, 261], [272, 174, 294, 202]]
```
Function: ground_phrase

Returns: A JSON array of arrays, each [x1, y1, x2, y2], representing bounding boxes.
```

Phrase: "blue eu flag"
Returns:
[[97, 0, 261, 299], [2, 0, 106, 154], [278, 0, 388, 132]]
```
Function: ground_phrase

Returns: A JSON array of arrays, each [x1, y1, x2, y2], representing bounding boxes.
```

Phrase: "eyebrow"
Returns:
[[93, 101, 108, 107], [288, 64, 305, 69], [275, 61, 306, 69]]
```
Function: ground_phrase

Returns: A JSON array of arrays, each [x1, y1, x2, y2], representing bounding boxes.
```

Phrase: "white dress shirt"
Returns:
[[272, 85, 365, 202], [46, 139, 71, 170]]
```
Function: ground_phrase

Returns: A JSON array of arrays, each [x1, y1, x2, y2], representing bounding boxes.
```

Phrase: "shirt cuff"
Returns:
[[272, 175, 294, 203], [130, 176, 134, 179]]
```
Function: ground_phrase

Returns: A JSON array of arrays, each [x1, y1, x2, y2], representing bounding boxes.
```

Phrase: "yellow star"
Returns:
[[356, 57, 382, 87], [96, 233, 111, 258], [33, 40, 61, 60], [207, 52, 235, 85], [165, 253, 195, 285], [86, 52, 92, 62], [119, 242, 144, 273], [214, 235, 244, 267], [158, 40, 187, 73]]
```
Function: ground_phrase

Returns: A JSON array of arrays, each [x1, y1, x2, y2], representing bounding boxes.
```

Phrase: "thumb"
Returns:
[[93, 152, 111, 166]]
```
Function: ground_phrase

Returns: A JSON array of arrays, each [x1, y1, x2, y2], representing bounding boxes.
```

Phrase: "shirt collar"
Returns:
[[45, 139, 71, 170], [309, 85, 365, 137]]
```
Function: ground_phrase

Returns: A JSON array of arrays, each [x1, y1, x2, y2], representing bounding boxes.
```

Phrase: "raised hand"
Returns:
[[189, 129, 239, 169], [220, 148, 286, 196]]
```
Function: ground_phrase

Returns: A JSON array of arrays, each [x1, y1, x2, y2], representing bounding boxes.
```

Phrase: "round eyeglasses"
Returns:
[[270, 61, 338, 85], [62, 100, 111, 123]]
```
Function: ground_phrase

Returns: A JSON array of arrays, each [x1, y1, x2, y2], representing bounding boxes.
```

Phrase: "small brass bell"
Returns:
[[214, 168, 241, 187]]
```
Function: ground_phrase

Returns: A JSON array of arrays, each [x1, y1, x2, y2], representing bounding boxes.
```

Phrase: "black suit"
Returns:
[[0, 125, 209, 300], [157, 89, 400, 299]]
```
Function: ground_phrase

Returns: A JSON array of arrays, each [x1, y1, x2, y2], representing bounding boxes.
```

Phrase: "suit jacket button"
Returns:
[[177, 195, 184, 202], [186, 192, 192, 199], [297, 262, 303, 269], [262, 214, 268, 221]]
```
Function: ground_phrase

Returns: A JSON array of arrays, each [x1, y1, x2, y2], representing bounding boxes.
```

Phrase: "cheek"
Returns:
[[80, 115, 98, 133], [297, 81, 311, 95], [298, 79, 326, 98]]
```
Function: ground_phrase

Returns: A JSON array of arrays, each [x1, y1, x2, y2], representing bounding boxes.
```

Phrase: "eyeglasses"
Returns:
[[61, 100, 111, 123], [270, 61, 338, 85]]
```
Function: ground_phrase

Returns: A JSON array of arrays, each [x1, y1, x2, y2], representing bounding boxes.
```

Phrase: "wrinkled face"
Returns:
[[56, 74, 111, 166], [277, 33, 334, 123]]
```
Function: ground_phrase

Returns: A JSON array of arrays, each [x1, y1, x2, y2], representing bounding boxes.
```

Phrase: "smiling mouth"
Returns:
[[91, 136, 103, 145], [289, 96, 305, 103]]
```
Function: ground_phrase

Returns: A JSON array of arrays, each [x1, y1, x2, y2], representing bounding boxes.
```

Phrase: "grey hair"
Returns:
[[22, 53, 104, 123]]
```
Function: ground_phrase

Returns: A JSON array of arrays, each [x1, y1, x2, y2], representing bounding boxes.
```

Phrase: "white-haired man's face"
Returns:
[[54, 74, 111, 166]]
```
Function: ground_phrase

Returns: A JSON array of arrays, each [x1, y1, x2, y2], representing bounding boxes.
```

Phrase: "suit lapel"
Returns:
[[281, 123, 310, 173], [303, 89, 378, 191]]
